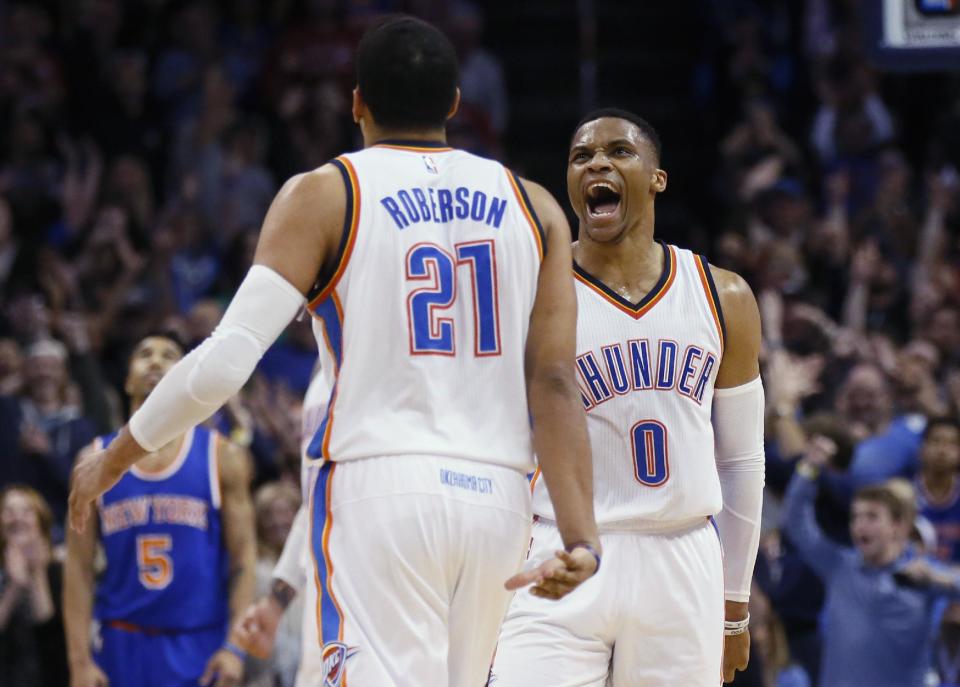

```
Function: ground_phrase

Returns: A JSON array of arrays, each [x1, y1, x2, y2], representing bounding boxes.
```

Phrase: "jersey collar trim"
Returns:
[[373, 139, 453, 152], [131, 427, 195, 481], [573, 242, 676, 320]]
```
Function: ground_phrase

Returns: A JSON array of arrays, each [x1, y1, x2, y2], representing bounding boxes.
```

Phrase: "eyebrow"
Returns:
[[569, 138, 638, 153]]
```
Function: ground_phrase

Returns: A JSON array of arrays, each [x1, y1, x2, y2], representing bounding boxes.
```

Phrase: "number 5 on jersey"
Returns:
[[406, 240, 501, 356], [631, 420, 670, 487], [136, 534, 173, 590]]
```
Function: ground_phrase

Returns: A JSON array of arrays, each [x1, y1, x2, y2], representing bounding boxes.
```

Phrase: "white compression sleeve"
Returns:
[[272, 505, 308, 593], [712, 375, 766, 602], [129, 265, 305, 451]]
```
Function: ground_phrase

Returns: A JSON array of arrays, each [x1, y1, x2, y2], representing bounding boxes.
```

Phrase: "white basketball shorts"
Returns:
[[306, 454, 532, 687], [492, 517, 724, 687]]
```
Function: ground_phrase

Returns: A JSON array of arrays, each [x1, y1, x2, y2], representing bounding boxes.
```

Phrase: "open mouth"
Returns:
[[585, 181, 622, 220]]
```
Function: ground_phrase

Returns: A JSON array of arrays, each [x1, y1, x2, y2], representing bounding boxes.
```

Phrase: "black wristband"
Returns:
[[565, 541, 601, 574]]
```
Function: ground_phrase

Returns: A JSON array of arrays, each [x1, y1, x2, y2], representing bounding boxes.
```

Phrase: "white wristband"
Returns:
[[723, 614, 750, 636]]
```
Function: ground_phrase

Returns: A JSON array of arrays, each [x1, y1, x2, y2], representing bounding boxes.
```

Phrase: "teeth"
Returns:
[[587, 181, 618, 198]]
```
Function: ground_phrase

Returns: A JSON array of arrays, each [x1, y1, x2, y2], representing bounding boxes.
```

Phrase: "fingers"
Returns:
[[198, 657, 216, 686], [504, 559, 560, 591], [215, 670, 240, 687], [68, 494, 87, 534]]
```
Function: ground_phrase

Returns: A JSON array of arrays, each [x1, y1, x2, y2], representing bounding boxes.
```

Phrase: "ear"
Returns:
[[652, 168, 667, 193], [351, 87, 364, 124], [446, 88, 461, 120]]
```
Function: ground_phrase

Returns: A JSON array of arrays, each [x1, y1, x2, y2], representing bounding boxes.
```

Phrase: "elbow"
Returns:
[[528, 363, 580, 403], [186, 328, 263, 405]]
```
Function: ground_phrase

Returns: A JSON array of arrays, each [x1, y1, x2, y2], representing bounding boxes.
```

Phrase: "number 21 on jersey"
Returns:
[[405, 240, 501, 357], [631, 419, 670, 487]]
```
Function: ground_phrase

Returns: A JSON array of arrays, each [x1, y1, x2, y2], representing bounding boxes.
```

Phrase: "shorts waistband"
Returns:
[[104, 619, 222, 636], [534, 514, 711, 536]]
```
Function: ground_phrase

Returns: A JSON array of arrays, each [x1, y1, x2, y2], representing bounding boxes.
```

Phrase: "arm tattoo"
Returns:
[[270, 578, 296, 610]]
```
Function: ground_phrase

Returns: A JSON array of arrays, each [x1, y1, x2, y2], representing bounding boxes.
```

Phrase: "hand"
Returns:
[[4, 542, 30, 588], [199, 648, 243, 687], [896, 558, 936, 587], [764, 351, 824, 410], [21, 537, 51, 574], [723, 631, 750, 682], [68, 447, 125, 533], [799, 434, 837, 471], [850, 241, 881, 284], [504, 547, 599, 600], [57, 312, 92, 354], [20, 424, 51, 455], [235, 597, 283, 660], [70, 660, 109, 687]]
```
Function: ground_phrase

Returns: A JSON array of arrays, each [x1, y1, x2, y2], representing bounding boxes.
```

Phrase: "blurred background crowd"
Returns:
[[0, 0, 958, 685]]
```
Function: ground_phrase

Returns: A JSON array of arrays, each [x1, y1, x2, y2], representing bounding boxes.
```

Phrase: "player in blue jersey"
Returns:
[[63, 334, 256, 687], [916, 417, 960, 562]]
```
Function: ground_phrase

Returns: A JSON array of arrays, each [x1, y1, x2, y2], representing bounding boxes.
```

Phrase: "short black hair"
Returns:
[[356, 15, 459, 130], [573, 107, 662, 162], [131, 330, 186, 359], [924, 416, 960, 441]]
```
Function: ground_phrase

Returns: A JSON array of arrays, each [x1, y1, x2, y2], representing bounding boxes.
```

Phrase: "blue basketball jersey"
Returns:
[[917, 478, 960, 563], [94, 426, 228, 630]]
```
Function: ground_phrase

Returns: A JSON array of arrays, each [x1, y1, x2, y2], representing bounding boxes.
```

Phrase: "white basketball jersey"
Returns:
[[304, 141, 544, 473], [532, 243, 726, 527]]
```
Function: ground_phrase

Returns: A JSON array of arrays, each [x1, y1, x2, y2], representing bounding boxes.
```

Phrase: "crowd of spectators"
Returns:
[[0, 0, 958, 685]]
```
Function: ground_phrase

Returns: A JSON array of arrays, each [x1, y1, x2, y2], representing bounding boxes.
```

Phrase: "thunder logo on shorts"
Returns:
[[322, 641, 359, 687]]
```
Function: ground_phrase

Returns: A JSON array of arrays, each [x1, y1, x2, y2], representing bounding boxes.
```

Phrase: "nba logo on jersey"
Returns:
[[322, 641, 358, 687], [422, 154, 439, 174]]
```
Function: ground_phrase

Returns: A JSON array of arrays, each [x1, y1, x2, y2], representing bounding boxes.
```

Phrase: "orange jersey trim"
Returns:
[[319, 292, 344, 460], [695, 255, 726, 356], [529, 466, 542, 494], [373, 143, 454, 153], [320, 464, 346, 642], [308, 157, 360, 309], [506, 172, 545, 261], [574, 245, 677, 320]]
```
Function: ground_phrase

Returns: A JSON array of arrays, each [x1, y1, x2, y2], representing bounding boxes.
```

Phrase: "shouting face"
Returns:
[[567, 117, 666, 244]]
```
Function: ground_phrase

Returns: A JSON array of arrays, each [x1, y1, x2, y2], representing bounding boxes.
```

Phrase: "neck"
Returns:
[[922, 470, 957, 499], [573, 209, 660, 293], [363, 126, 447, 147], [865, 540, 906, 568]]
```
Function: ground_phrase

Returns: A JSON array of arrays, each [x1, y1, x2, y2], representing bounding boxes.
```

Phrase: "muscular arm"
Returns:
[[218, 439, 257, 634], [63, 444, 101, 672], [69, 169, 345, 531], [711, 268, 764, 619], [522, 179, 599, 552]]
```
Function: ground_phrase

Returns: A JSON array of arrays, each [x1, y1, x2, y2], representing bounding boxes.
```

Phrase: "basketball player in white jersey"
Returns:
[[492, 109, 765, 686], [68, 16, 601, 687]]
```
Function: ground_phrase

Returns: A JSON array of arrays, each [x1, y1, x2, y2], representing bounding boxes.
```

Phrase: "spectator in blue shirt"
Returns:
[[784, 439, 960, 687], [838, 363, 925, 488], [916, 417, 960, 563]]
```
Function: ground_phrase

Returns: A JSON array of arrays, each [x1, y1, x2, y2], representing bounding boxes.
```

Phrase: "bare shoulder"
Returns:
[[255, 163, 347, 292], [708, 265, 757, 313], [216, 435, 253, 492], [274, 164, 345, 210]]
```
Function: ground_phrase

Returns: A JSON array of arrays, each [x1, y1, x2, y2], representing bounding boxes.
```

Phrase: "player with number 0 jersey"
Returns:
[[493, 109, 766, 686]]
